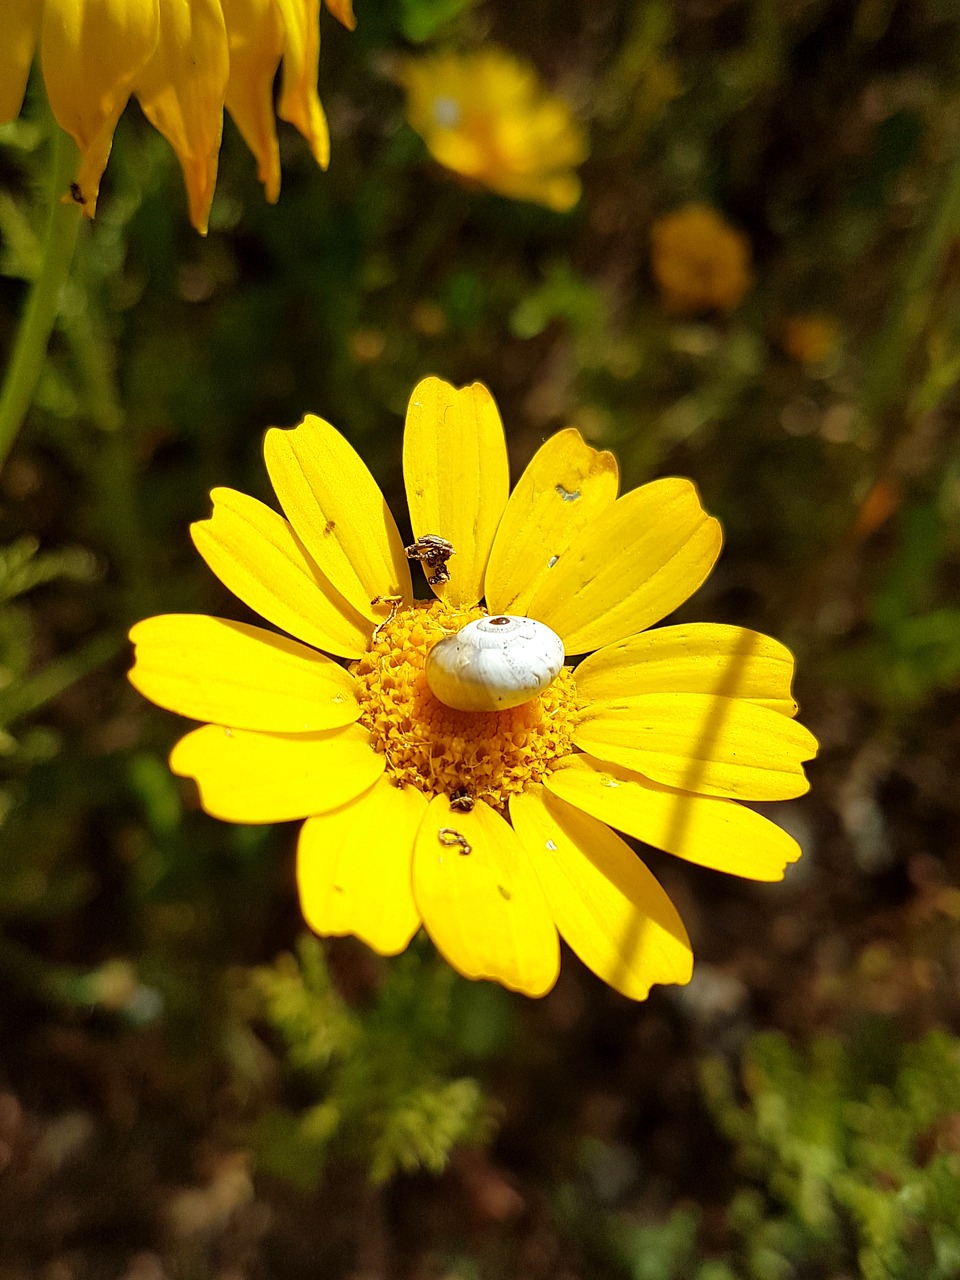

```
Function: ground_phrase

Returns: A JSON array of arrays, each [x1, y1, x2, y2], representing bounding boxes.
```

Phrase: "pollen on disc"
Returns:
[[353, 599, 578, 812]]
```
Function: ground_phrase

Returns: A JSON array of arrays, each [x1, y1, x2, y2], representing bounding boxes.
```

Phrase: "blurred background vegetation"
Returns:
[[2, 0, 960, 1275]]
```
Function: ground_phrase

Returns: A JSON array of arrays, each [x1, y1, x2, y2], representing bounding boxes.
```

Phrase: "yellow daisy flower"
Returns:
[[650, 203, 753, 315], [397, 48, 588, 213], [0, 0, 354, 234], [128, 376, 818, 1000]]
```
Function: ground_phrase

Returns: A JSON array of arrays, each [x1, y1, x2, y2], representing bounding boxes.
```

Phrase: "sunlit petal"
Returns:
[[511, 787, 692, 1000], [129, 613, 359, 732], [40, 0, 160, 215], [485, 427, 618, 619], [530, 478, 722, 653], [413, 795, 559, 996], [264, 415, 412, 621], [170, 722, 382, 823], [274, 0, 329, 168], [221, 0, 285, 202], [191, 487, 372, 658], [546, 755, 801, 881], [403, 377, 509, 608], [297, 778, 424, 955], [575, 693, 818, 800], [574, 623, 797, 716], [134, 0, 230, 234]]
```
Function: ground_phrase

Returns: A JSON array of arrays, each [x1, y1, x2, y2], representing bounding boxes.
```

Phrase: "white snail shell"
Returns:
[[425, 615, 565, 712]]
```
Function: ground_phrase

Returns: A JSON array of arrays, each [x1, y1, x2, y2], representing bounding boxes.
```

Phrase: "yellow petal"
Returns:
[[170, 722, 382, 823], [297, 778, 423, 955], [324, 0, 355, 28], [530, 478, 722, 654], [575, 693, 819, 801], [134, 0, 229, 234], [221, 0, 285, 202], [542, 178, 580, 212], [402, 377, 510, 609], [483, 173, 567, 210], [412, 795, 559, 997], [128, 613, 359, 732], [485, 427, 618, 618], [0, 0, 40, 124], [510, 787, 692, 1001], [40, 0, 159, 215], [274, 0, 329, 168], [546, 755, 801, 882], [398, 49, 586, 213], [264, 415, 412, 621], [428, 130, 487, 179], [574, 623, 797, 716], [191, 487, 371, 659]]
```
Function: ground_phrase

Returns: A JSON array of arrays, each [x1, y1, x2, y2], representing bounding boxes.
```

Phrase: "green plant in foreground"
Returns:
[[701, 1026, 960, 1280], [242, 936, 493, 1187], [592, 1027, 960, 1280]]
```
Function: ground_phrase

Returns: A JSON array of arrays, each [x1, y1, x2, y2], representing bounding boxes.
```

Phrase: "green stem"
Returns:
[[0, 126, 82, 471]]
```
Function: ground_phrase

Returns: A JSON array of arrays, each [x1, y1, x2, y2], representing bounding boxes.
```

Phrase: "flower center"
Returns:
[[353, 599, 578, 811]]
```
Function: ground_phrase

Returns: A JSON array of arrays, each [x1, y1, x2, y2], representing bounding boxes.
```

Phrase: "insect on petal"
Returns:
[[404, 377, 510, 609], [41, 0, 160, 215], [413, 795, 559, 996]]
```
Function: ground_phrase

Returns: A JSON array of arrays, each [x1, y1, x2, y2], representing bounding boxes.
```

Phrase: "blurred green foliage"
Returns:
[[239, 936, 492, 1186], [705, 1027, 960, 1280], [590, 1027, 960, 1280], [833, 497, 960, 712], [398, 0, 479, 43]]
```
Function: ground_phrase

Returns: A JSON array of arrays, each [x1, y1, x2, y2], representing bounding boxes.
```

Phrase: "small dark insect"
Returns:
[[438, 827, 472, 856], [405, 534, 455, 585], [69, 182, 85, 205], [449, 787, 474, 813]]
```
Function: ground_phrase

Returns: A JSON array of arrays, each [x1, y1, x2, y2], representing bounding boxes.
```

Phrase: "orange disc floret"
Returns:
[[353, 599, 578, 810]]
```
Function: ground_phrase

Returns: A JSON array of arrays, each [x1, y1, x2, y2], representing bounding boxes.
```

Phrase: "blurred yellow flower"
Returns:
[[0, 0, 354, 234], [398, 48, 588, 213], [650, 203, 752, 315], [782, 314, 840, 366], [129, 376, 818, 1001]]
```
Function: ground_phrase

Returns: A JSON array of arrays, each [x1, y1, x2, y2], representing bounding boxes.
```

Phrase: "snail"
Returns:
[[425, 615, 565, 713]]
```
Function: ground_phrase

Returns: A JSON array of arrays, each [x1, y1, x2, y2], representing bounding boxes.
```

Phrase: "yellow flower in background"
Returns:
[[0, 0, 354, 234], [128, 376, 817, 1000], [651, 203, 752, 315], [398, 48, 588, 213], [782, 314, 840, 366]]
